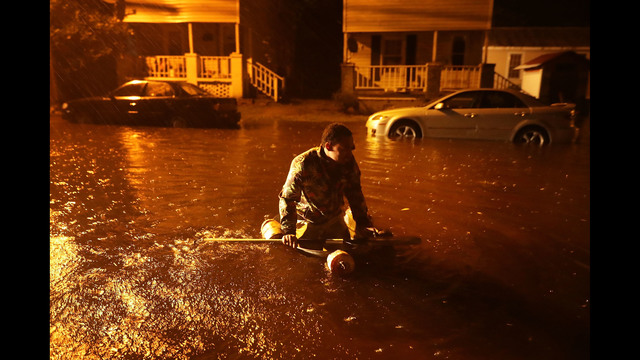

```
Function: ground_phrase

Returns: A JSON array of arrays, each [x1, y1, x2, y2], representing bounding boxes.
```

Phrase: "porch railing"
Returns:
[[354, 64, 518, 93], [144, 54, 245, 98], [143, 55, 284, 101], [439, 65, 481, 90], [145, 55, 233, 81], [200, 56, 232, 79], [356, 65, 427, 91], [493, 71, 522, 91], [145, 56, 187, 79], [247, 59, 285, 102]]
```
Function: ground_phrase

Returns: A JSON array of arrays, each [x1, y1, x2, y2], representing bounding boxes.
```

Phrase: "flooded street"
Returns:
[[50, 105, 589, 359]]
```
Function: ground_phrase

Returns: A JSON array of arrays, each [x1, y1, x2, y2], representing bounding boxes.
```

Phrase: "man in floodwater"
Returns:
[[279, 122, 384, 248]]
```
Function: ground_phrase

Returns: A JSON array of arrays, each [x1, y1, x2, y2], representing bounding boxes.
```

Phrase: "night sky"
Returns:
[[492, 0, 590, 27]]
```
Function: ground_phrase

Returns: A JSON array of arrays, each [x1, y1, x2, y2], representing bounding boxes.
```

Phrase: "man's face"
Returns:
[[324, 135, 355, 164]]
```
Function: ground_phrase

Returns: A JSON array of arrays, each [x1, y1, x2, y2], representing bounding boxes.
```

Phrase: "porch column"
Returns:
[[230, 53, 243, 98], [188, 23, 194, 54], [339, 63, 358, 111], [425, 62, 442, 99], [185, 53, 199, 85], [235, 23, 240, 53], [479, 63, 495, 88], [432, 31, 438, 62], [340, 63, 356, 97]]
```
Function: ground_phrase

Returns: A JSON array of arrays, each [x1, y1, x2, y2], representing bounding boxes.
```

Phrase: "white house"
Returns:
[[342, 0, 495, 97], [515, 51, 590, 108], [485, 27, 590, 88]]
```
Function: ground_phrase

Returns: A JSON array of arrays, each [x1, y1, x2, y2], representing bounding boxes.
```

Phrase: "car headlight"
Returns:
[[369, 114, 390, 122], [61, 102, 68, 110]]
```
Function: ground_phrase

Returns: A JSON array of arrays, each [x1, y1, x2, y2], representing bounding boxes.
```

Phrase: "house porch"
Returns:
[[340, 62, 522, 113], [120, 53, 285, 102]]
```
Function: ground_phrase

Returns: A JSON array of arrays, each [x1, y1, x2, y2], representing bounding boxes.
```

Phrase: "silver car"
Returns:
[[365, 89, 578, 145]]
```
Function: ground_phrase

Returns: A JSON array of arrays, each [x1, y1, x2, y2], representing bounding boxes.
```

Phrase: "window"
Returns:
[[479, 92, 525, 108], [508, 53, 522, 79], [382, 38, 403, 65], [179, 83, 210, 96], [452, 37, 465, 65], [144, 82, 174, 97], [372, 35, 416, 66], [443, 92, 481, 109]]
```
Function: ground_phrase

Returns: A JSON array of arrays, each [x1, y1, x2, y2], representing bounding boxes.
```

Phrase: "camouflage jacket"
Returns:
[[279, 147, 372, 235]]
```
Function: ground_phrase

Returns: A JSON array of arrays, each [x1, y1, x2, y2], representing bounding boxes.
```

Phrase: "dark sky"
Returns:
[[493, 0, 590, 26]]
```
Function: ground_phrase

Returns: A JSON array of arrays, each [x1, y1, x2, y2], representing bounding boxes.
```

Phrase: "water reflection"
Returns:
[[50, 116, 589, 359]]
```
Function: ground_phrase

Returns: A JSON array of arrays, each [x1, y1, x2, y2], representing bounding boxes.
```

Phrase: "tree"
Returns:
[[50, 0, 132, 103]]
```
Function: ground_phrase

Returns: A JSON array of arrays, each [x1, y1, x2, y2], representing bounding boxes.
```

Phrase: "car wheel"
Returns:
[[389, 120, 421, 139], [513, 126, 549, 146], [170, 116, 187, 128]]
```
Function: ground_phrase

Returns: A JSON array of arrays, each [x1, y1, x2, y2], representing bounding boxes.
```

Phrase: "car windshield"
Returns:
[[179, 83, 210, 96], [111, 82, 146, 97]]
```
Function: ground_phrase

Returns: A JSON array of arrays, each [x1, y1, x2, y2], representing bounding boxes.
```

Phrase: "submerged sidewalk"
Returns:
[[238, 98, 367, 124]]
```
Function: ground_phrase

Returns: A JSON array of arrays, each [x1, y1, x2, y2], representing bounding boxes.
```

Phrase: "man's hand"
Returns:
[[282, 234, 298, 248]]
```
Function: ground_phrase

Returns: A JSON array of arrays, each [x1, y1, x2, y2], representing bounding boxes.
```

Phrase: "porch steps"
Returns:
[[247, 60, 285, 102]]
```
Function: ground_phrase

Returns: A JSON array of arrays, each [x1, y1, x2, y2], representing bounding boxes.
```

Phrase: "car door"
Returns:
[[423, 91, 482, 139], [473, 91, 530, 141], [139, 81, 175, 126], [110, 81, 147, 125], [174, 82, 219, 126]]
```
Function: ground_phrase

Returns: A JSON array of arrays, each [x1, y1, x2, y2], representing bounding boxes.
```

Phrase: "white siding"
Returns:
[[120, 0, 239, 23], [344, 0, 493, 32], [486, 46, 590, 86], [520, 69, 543, 98]]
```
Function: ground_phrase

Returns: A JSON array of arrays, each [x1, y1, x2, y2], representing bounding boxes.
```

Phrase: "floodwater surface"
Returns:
[[50, 111, 589, 359]]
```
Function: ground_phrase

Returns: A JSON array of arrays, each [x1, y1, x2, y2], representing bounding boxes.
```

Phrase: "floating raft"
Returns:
[[201, 218, 421, 275], [202, 236, 421, 275]]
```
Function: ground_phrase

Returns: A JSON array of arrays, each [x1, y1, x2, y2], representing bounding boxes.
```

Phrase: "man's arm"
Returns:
[[344, 161, 373, 230], [279, 158, 303, 236]]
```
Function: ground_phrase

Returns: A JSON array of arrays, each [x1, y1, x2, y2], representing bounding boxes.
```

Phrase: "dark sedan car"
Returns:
[[61, 80, 241, 128]]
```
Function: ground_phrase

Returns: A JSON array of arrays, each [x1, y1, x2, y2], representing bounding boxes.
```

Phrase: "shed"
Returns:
[[515, 51, 589, 106]]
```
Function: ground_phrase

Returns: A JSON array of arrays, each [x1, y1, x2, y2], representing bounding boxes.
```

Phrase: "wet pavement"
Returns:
[[50, 102, 589, 359]]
